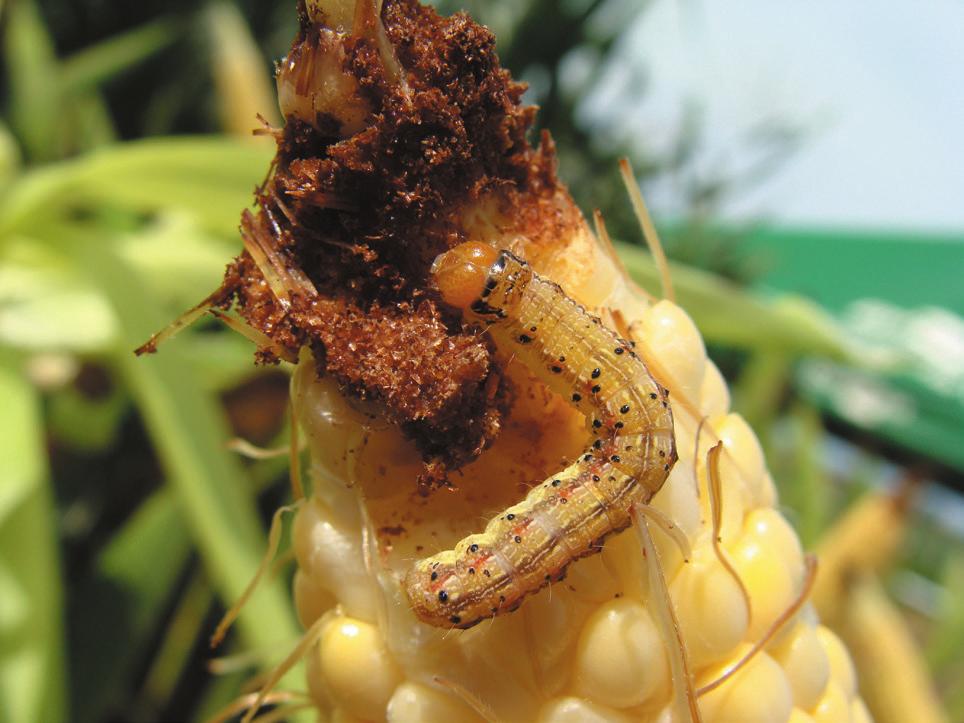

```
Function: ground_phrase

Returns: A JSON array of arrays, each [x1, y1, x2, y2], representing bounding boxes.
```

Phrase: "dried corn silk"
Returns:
[[197, 1, 871, 721]]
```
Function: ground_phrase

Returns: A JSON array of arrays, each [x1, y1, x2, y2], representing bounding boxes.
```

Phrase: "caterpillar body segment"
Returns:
[[405, 244, 677, 629]]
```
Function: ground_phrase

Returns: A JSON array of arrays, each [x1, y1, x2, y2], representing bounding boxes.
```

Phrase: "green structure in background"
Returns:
[[746, 228, 964, 473]]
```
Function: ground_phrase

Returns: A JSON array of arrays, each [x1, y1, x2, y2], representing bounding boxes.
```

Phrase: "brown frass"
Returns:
[[214, 0, 577, 484]]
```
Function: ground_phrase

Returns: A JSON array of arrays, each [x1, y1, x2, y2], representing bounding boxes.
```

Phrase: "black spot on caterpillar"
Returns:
[[405, 242, 677, 629]]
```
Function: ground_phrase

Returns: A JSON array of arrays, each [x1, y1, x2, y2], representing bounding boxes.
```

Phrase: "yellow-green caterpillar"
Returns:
[[404, 242, 677, 628]]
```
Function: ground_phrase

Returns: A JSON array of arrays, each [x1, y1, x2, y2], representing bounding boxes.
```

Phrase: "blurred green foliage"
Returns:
[[0, 1, 959, 721]]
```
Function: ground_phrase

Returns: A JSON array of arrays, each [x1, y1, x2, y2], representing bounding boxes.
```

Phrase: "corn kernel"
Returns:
[[698, 647, 794, 723], [816, 626, 857, 699], [634, 301, 707, 403], [715, 413, 767, 507], [699, 360, 731, 417], [649, 460, 703, 574], [573, 598, 671, 709], [566, 238, 620, 308], [292, 364, 367, 486], [669, 546, 750, 669], [769, 621, 831, 711], [810, 681, 851, 723], [850, 699, 873, 723], [695, 434, 747, 546], [293, 568, 336, 628], [521, 587, 584, 694], [538, 697, 635, 723], [293, 496, 378, 622], [731, 508, 804, 640], [788, 709, 817, 723], [387, 682, 485, 723], [757, 471, 779, 510], [330, 709, 367, 723], [317, 615, 403, 721]]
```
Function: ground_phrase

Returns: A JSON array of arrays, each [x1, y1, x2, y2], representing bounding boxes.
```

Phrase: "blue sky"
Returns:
[[580, 0, 964, 231]]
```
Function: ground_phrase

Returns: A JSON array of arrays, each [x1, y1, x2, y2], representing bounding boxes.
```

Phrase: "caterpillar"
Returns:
[[404, 242, 678, 629]]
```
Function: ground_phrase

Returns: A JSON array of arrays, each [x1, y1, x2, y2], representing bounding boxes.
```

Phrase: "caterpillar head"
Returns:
[[430, 242, 499, 311]]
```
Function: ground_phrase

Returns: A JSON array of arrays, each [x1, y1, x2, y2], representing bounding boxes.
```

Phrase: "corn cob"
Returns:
[[201, 1, 872, 720]]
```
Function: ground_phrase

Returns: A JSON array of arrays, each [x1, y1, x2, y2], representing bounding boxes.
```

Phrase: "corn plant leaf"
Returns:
[[205, 1, 281, 134], [178, 332, 269, 392], [0, 137, 272, 237], [0, 252, 116, 352], [115, 212, 240, 308], [0, 355, 66, 723], [47, 378, 129, 452], [617, 241, 883, 365], [59, 17, 179, 93], [70, 490, 191, 723], [0, 120, 20, 192], [68, 238, 302, 672], [2, 0, 61, 161]]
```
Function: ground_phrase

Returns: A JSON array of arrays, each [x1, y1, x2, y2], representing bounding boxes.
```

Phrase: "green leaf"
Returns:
[[732, 350, 791, 435], [617, 241, 881, 365], [205, 1, 280, 134], [0, 355, 66, 723], [179, 332, 269, 393], [62, 91, 118, 155], [59, 17, 179, 93], [115, 212, 241, 307], [0, 250, 117, 352], [47, 377, 128, 451], [71, 491, 192, 723], [0, 120, 21, 192], [72, 241, 301, 671], [0, 137, 272, 237], [3, 0, 61, 161], [138, 570, 214, 713], [781, 402, 832, 547]]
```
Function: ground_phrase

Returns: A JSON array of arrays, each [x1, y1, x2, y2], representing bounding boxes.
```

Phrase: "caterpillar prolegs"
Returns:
[[404, 243, 678, 628]]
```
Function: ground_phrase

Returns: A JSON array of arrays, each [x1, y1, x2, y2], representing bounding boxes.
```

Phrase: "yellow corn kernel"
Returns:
[[769, 620, 831, 711], [810, 681, 851, 723], [714, 413, 768, 507], [695, 434, 747, 545], [788, 709, 817, 723], [634, 300, 707, 402], [573, 599, 671, 708], [317, 615, 403, 721], [648, 461, 702, 574], [816, 626, 857, 699], [292, 496, 378, 622], [292, 568, 335, 628], [668, 546, 750, 668], [387, 682, 485, 723], [697, 646, 794, 723], [537, 697, 635, 723], [699, 360, 731, 418], [851, 698, 874, 723], [730, 508, 805, 640]]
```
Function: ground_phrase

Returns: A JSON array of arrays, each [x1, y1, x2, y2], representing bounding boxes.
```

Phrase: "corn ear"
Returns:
[[217, 1, 873, 720]]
